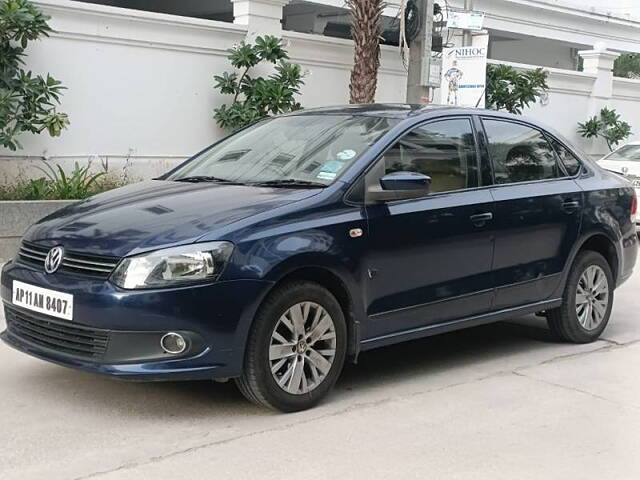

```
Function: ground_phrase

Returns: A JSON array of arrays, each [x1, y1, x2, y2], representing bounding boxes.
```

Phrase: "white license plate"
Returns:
[[12, 280, 74, 321]]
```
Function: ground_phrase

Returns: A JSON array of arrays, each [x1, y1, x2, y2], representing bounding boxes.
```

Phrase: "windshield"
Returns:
[[166, 114, 398, 186], [601, 145, 640, 162]]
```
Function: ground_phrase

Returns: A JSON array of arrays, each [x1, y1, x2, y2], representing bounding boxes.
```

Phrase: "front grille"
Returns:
[[17, 241, 120, 279], [5, 306, 109, 359]]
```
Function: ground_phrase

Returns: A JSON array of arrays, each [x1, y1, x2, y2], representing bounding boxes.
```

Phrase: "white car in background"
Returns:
[[598, 142, 640, 231]]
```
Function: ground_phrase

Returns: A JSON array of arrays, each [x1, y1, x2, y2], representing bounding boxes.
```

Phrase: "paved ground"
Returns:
[[1, 270, 639, 480]]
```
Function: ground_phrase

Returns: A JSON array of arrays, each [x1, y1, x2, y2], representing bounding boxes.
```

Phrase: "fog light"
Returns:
[[160, 332, 187, 354]]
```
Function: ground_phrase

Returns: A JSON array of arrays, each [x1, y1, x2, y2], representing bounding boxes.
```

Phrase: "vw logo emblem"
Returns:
[[44, 246, 64, 274]]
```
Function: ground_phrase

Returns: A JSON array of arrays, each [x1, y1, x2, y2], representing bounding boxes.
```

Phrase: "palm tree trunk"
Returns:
[[347, 0, 383, 104]]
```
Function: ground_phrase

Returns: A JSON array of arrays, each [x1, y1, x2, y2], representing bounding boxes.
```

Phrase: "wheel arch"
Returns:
[[232, 252, 365, 368], [578, 234, 619, 281], [557, 231, 621, 297], [266, 265, 362, 358]]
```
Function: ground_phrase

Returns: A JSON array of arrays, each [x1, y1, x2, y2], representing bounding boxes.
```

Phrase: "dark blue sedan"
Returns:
[[1, 105, 637, 411]]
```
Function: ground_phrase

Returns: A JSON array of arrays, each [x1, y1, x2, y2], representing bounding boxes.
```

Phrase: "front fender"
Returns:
[[225, 211, 368, 362]]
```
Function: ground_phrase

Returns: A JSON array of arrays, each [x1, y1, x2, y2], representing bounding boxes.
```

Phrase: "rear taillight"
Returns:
[[631, 191, 638, 223]]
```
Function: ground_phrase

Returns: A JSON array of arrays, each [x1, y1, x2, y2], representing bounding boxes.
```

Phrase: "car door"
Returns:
[[362, 117, 496, 340], [479, 117, 582, 310]]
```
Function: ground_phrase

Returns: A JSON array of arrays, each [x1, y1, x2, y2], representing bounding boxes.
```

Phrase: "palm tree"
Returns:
[[347, 0, 384, 104]]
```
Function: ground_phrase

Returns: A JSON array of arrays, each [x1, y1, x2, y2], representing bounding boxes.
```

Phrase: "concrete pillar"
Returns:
[[579, 46, 620, 103], [231, 0, 290, 37]]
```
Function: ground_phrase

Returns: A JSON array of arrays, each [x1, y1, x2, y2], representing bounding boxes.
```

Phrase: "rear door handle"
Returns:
[[562, 199, 580, 213], [470, 212, 493, 226]]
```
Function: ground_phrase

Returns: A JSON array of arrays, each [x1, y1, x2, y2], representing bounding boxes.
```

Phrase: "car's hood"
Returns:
[[24, 180, 321, 257]]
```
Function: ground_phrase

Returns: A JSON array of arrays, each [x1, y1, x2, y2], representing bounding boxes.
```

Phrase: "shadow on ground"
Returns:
[[10, 314, 558, 418], [339, 315, 556, 389]]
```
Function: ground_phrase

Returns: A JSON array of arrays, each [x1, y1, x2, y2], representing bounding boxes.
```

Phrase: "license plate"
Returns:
[[12, 280, 74, 321], [633, 179, 640, 188]]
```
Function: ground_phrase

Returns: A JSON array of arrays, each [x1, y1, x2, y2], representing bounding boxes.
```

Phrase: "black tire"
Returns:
[[235, 281, 347, 412], [547, 251, 614, 343]]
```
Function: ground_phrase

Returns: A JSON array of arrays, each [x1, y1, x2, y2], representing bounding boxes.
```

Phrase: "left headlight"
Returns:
[[111, 241, 234, 289]]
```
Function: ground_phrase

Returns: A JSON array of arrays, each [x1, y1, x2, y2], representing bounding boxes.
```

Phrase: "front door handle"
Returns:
[[470, 212, 493, 226], [562, 199, 580, 214]]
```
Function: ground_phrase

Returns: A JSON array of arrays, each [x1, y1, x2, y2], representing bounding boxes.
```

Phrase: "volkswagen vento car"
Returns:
[[1, 105, 637, 412]]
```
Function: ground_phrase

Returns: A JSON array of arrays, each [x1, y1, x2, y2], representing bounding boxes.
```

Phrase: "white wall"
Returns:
[[489, 36, 579, 70], [446, 0, 640, 54], [0, 0, 406, 181], [1, 0, 640, 182], [491, 59, 640, 157], [285, 31, 406, 108], [0, 0, 250, 180], [612, 78, 640, 131]]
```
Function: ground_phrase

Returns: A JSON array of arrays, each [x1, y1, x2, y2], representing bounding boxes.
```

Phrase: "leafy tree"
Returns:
[[213, 36, 304, 131], [614, 53, 640, 79], [486, 64, 549, 114], [578, 107, 632, 151], [0, 0, 69, 151]]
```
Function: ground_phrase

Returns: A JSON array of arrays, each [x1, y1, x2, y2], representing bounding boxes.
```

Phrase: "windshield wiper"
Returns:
[[173, 175, 243, 184], [250, 179, 327, 188]]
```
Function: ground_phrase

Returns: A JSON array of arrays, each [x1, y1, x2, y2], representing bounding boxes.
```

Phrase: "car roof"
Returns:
[[283, 104, 590, 162], [285, 103, 533, 122], [288, 104, 446, 119]]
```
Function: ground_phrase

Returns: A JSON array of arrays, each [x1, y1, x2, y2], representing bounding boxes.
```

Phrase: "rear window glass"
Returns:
[[549, 138, 582, 176], [483, 119, 564, 184]]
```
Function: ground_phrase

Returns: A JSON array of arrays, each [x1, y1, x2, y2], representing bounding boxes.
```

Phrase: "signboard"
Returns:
[[428, 55, 442, 89], [447, 10, 485, 30], [440, 35, 488, 108]]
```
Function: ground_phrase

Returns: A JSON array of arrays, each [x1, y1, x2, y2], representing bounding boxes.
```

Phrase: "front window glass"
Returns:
[[601, 145, 640, 162], [383, 118, 478, 193], [167, 115, 398, 186], [483, 119, 564, 184]]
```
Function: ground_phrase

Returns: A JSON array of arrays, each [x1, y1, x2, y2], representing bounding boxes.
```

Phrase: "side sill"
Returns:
[[359, 298, 562, 352]]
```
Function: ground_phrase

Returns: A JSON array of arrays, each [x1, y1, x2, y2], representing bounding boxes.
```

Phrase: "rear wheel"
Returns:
[[547, 251, 614, 343], [235, 281, 347, 412]]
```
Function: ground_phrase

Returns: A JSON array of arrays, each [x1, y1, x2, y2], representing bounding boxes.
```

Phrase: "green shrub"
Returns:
[[486, 64, 549, 115], [0, 0, 69, 150], [36, 161, 106, 199], [578, 107, 632, 151], [614, 53, 640, 79], [0, 160, 131, 200], [213, 35, 304, 131]]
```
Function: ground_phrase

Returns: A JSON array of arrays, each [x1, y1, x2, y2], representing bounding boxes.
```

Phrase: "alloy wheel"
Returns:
[[269, 301, 337, 395], [575, 265, 610, 331]]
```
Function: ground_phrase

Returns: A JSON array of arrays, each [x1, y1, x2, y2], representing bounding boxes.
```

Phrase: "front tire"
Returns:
[[547, 251, 614, 343], [236, 281, 347, 412]]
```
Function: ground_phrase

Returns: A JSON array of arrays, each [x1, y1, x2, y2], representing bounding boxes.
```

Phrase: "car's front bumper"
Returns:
[[1, 260, 273, 381]]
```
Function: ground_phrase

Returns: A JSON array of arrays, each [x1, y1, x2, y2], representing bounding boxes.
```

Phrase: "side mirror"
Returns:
[[368, 171, 432, 202]]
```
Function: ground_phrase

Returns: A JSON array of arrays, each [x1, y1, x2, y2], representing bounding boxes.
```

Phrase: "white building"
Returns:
[[2, 0, 640, 180]]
